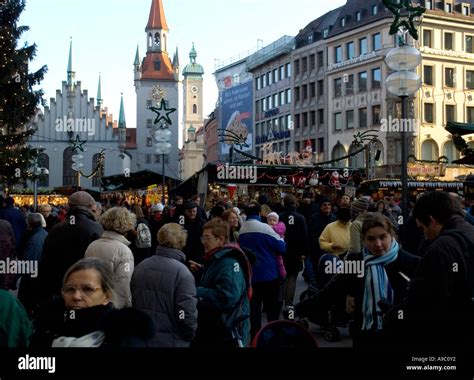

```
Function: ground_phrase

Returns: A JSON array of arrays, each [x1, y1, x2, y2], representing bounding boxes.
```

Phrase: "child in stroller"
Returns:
[[293, 253, 354, 342]]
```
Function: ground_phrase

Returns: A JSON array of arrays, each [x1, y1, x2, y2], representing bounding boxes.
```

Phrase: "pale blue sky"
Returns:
[[20, 0, 346, 128]]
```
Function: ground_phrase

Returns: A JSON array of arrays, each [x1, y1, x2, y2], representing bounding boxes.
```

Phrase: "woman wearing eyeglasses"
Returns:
[[191, 220, 252, 347], [32, 257, 153, 347]]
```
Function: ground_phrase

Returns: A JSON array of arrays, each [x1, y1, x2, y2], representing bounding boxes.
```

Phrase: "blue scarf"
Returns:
[[361, 239, 398, 331]]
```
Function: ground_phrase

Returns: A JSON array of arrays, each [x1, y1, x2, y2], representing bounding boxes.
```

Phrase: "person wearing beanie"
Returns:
[[349, 197, 370, 254], [266, 212, 287, 279]]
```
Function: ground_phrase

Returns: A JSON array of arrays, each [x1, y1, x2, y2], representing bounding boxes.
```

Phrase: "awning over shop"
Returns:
[[101, 170, 181, 191], [361, 179, 463, 192], [446, 121, 474, 136]]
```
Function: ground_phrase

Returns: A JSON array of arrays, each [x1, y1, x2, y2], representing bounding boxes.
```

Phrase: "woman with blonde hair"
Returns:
[[85, 207, 136, 308], [131, 223, 198, 347]]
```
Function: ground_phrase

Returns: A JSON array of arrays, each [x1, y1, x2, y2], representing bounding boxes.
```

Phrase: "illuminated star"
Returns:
[[383, 0, 426, 40], [149, 98, 177, 125], [69, 134, 87, 152]]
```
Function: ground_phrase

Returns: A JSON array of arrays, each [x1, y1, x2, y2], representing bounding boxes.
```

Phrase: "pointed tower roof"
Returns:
[[172, 46, 179, 67], [97, 73, 103, 108], [67, 37, 75, 87], [146, 0, 168, 32], [118, 93, 126, 129], [182, 43, 204, 78], [134, 45, 140, 66]]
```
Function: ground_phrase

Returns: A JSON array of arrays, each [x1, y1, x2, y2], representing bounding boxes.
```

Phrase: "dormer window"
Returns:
[[340, 17, 345, 27], [463, 4, 470, 15], [323, 28, 329, 38], [425, 0, 433, 10], [154, 60, 161, 70], [371, 4, 378, 15], [356, 11, 361, 21], [445, 1, 452, 12]]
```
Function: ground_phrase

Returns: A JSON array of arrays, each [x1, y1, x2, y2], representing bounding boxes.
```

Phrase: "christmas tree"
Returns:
[[0, 0, 47, 188]]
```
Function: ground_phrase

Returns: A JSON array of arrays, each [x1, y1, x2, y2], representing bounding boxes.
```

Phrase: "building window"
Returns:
[[146, 137, 152, 147], [146, 119, 152, 128], [445, 2, 452, 12], [279, 65, 285, 80], [359, 37, 368, 55], [154, 60, 161, 70], [302, 113, 308, 128], [302, 57, 308, 73], [372, 68, 381, 89], [446, 104, 455, 123], [423, 30, 432, 48], [92, 153, 104, 187], [355, 11, 361, 21], [262, 74, 267, 87], [467, 106, 474, 123], [294, 60, 300, 76], [285, 63, 291, 77], [340, 17, 345, 27], [425, 0, 432, 10], [335, 46, 342, 63], [37, 153, 49, 187], [358, 71, 367, 91], [255, 77, 260, 90], [62, 147, 75, 186], [372, 33, 382, 51], [279, 91, 285, 105], [424, 65, 433, 85], [359, 107, 367, 128], [318, 138, 324, 153], [346, 41, 355, 59], [421, 139, 439, 160], [443, 140, 460, 162], [193, 104, 197, 114], [332, 143, 348, 167], [273, 68, 278, 82], [466, 36, 474, 53], [285, 88, 291, 103], [371, 4, 378, 15], [310, 110, 316, 126], [424, 103, 434, 123], [346, 110, 354, 129], [346, 74, 354, 95], [318, 109, 324, 127], [334, 112, 342, 130], [267, 71, 272, 85], [334, 78, 342, 97], [146, 100, 152, 108], [273, 93, 279, 107], [463, 5, 470, 16], [146, 154, 152, 164], [310, 54, 316, 70], [310, 82, 316, 98], [317, 80, 324, 98], [317, 51, 324, 68], [467, 70, 474, 89], [445, 32, 453, 50], [445, 67, 455, 87], [372, 105, 381, 125]]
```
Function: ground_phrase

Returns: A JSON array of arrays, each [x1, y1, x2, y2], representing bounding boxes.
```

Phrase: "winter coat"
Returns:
[[39, 207, 103, 300], [192, 244, 252, 347], [239, 216, 286, 283], [0, 219, 16, 289], [0, 289, 33, 347], [131, 246, 198, 347], [0, 205, 27, 250], [279, 206, 308, 274], [85, 230, 134, 309], [182, 217, 205, 264]]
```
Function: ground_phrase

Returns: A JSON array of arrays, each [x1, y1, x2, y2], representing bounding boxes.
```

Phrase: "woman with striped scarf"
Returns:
[[350, 213, 420, 344]]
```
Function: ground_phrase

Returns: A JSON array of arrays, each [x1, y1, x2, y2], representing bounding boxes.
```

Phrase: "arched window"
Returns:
[[193, 104, 197, 114], [443, 140, 460, 163], [92, 153, 104, 188], [331, 143, 348, 168], [348, 143, 365, 168], [421, 139, 439, 161], [163, 33, 167, 51], [37, 153, 49, 187], [63, 147, 75, 186], [153, 32, 160, 48], [148, 33, 152, 48]]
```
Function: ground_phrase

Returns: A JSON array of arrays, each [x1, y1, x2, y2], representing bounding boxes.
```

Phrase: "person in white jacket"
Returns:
[[85, 207, 136, 308]]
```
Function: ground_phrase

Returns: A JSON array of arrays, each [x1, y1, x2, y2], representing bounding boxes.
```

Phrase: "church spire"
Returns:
[[97, 73, 102, 109], [67, 37, 75, 88], [134, 45, 140, 66], [118, 93, 126, 129], [146, 0, 168, 31]]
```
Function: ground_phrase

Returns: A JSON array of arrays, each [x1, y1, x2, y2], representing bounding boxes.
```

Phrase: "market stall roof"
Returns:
[[101, 170, 181, 191], [446, 121, 474, 136], [360, 179, 463, 192]]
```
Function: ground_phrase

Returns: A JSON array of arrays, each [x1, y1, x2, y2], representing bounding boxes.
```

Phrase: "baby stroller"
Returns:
[[295, 254, 354, 342]]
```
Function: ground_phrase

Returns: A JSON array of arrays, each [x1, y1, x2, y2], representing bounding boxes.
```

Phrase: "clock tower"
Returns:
[[180, 44, 205, 179], [134, 0, 180, 181]]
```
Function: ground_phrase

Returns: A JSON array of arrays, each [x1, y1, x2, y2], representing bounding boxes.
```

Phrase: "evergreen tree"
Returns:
[[0, 0, 47, 188]]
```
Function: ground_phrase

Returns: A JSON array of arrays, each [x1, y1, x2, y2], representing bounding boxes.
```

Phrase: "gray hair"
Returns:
[[28, 212, 46, 228]]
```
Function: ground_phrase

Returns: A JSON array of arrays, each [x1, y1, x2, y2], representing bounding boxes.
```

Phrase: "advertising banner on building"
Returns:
[[220, 81, 253, 157]]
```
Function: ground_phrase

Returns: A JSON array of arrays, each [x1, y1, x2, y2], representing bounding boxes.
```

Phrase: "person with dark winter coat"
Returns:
[[32, 257, 153, 347], [38, 191, 103, 303], [0, 219, 17, 290], [192, 221, 252, 347], [0, 196, 27, 251], [394, 192, 474, 347], [132, 223, 197, 347], [181, 202, 205, 265], [279, 194, 308, 306], [17, 213, 48, 316]]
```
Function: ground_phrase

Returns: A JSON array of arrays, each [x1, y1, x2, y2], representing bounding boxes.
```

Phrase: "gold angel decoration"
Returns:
[[150, 85, 166, 105]]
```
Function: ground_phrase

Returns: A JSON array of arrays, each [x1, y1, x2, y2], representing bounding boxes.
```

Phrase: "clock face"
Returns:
[[191, 85, 199, 94]]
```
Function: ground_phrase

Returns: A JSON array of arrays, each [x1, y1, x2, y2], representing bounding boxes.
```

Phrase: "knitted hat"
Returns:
[[319, 196, 332, 205], [351, 198, 369, 214], [267, 212, 279, 221]]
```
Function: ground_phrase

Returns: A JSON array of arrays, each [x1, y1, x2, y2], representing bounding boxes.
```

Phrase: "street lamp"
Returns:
[[385, 33, 422, 241], [31, 155, 49, 211], [71, 150, 84, 191], [154, 124, 172, 204]]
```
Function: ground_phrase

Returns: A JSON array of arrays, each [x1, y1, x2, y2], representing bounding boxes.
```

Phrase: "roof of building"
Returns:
[[146, 0, 168, 31], [141, 52, 175, 80]]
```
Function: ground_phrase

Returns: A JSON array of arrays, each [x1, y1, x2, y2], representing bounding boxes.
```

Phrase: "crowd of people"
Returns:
[[0, 188, 473, 349]]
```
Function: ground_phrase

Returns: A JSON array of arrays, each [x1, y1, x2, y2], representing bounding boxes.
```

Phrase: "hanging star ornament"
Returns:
[[382, 0, 426, 40], [149, 98, 177, 126], [69, 134, 87, 152]]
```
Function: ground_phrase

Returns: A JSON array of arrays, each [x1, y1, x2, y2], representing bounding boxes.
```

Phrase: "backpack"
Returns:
[[135, 223, 152, 248]]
